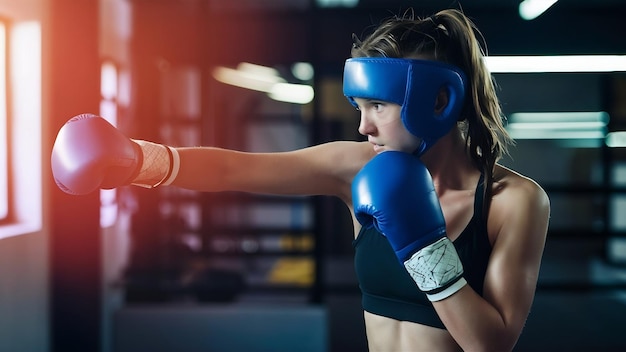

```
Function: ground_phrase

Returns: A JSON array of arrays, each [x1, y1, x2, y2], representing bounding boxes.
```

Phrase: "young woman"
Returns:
[[52, 8, 550, 352]]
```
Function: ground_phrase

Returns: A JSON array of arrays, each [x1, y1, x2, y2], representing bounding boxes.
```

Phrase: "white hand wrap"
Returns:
[[404, 237, 467, 302], [131, 139, 180, 188]]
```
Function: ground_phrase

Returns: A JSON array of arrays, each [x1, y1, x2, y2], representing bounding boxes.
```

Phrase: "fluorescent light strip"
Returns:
[[507, 122, 606, 130], [509, 112, 609, 124], [213, 66, 284, 93], [508, 130, 606, 140], [606, 132, 626, 147], [485, 55, 626, 73], [213, 63, 314, 104], [269, 83, 314, 104], [316, 0, 359, 7], [506, 112, 608, 140]]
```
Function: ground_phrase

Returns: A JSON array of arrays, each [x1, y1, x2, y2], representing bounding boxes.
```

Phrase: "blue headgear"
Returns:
[[342, 57, 467, 155]]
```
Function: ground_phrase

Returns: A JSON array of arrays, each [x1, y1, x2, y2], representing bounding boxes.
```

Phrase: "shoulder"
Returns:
[[295, 140, 375, 200], [310, 140, 375, 170], [300, 140, 374, 172], [275, 140, 373, 169], [310, 140, 374, 157], [331, 140, 376, 189], [491, 165, 550, 215], [488, 164, 550, 246]]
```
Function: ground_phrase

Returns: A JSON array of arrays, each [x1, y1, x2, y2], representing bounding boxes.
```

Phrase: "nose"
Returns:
[[358, 112, 375, 136]]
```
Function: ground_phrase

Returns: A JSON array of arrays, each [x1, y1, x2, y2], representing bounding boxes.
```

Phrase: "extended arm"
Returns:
[[51, 113, 372, 200], [171, 141, 371, 199]]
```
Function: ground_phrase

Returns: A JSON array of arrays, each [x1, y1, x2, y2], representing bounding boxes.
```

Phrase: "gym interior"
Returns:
[[1, 0, 626, 351]]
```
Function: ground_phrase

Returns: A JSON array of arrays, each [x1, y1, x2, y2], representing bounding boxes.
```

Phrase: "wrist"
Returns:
[[131, 140, 180, 188], [426, 277, 467, 302], [403, 236, 466, 301]]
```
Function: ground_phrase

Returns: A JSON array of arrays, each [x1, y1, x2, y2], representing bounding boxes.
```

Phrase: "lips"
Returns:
[[372, 143, 384, 153]]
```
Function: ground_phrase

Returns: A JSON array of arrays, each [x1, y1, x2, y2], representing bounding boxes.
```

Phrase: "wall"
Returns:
[[0, 0, 104, 351], [0, 231, 48, 352]]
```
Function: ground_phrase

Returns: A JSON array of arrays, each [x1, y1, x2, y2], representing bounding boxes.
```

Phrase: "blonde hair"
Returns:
[[351, 8, 513, 218]]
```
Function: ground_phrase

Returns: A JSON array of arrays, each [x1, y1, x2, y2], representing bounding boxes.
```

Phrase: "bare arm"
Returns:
[[433, 175, 550, 351], [170, 140, 374, 201]]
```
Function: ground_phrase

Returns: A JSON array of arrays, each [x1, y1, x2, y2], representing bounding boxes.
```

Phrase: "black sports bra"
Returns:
[[352, 175, 491, 329]]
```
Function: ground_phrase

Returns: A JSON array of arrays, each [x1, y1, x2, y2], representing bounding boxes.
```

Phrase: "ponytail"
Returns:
[[432, 9, 513, 219]]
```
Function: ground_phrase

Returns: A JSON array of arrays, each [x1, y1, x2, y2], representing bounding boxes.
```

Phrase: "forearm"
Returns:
[[169, 147, 236, 192], [170, 146, 340, 196], [433, 286, 521, 352], [128, 143, 234, 192], [132, 143, 284, 193]]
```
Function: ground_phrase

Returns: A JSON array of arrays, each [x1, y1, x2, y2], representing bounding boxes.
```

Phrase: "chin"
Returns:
[[376, 146, 407, 154]]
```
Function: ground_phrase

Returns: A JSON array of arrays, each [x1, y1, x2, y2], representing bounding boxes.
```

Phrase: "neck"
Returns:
[[420, 128, 481, 191]]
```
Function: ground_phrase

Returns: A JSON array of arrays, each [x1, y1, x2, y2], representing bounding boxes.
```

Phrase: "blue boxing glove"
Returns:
[[352, 151, 466, 301]]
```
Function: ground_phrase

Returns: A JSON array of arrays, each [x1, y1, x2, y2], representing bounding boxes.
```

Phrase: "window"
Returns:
[[0, 20, 42, 239], [0, 21, 7, 221]]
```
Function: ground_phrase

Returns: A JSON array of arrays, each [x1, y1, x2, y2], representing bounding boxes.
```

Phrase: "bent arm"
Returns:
[[171, 140, 373, 200], [433, 178, 550, 351]]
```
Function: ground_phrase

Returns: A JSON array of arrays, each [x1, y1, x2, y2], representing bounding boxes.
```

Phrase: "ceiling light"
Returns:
[[316, 0, 358, 7], [291, 62, 314, 81], [212, 62, 314, 105], [269, 83, 314, 105], [519, 0, 558, 20], [606, 132, 626, 148]]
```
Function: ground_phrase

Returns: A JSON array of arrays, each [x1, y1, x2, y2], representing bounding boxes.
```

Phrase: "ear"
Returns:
[[434, 87, 449, 115]]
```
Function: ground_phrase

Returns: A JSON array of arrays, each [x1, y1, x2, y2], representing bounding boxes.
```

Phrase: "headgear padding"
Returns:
[[343, 57, 466, 154]]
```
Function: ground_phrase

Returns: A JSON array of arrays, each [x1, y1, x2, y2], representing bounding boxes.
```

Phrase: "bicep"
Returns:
[[483, 184, 550, 332]]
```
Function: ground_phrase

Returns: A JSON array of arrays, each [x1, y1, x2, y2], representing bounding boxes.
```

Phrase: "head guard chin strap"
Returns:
[[342, 57, 467, 155]]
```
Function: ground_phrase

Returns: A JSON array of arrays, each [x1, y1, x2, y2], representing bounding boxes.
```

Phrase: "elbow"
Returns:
[[456, 325, 521, 352], [465, 340, 515, 352], [471, 331, 520, 352], [488, 339, 518, 352]]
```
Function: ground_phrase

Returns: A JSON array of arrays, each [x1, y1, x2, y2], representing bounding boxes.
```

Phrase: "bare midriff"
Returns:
[[363, 311, 462, 352]]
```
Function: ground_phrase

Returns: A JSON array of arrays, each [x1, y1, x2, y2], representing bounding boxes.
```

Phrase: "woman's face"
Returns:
[[353, 97, 422, 154]]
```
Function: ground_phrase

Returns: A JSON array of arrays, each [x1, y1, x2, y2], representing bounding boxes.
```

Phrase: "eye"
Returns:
[[371, 101, 385, 111]]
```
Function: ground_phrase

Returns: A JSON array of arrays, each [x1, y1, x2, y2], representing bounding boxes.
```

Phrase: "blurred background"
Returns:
[[1, 0, 626, 351]]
